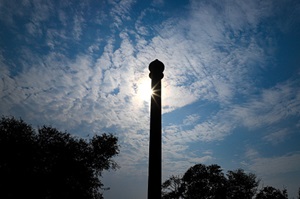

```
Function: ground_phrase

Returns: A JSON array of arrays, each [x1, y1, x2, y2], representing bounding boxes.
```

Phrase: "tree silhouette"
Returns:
[[182, 164, 227, 199], [162, 164, 260, 199], [162, 175, 184, 199], [256, 186, 288, 199], [226, 169, 259, 199], [161, 163, 299, 199], [162, 164, 228, 199], [0, 116, 119, 199]]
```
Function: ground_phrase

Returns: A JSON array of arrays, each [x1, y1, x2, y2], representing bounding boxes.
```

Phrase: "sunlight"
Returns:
[[137, 78, 153, 103]]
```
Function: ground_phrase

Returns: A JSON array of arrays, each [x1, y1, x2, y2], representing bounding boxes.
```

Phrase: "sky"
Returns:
[[0, 0, 300, 198]]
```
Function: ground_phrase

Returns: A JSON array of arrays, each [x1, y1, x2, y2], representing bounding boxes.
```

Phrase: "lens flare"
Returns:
[[137, 79, 152, 102]]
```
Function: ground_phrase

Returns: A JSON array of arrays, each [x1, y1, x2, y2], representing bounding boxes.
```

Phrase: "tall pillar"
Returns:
[[148, 59, 164, 199]]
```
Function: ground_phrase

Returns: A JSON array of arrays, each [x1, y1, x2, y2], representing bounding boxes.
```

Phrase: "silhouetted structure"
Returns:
[[148, 59, 164, 199]]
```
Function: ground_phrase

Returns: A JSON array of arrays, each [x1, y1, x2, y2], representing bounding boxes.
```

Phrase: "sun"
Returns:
[[137, 78, 153, 102]]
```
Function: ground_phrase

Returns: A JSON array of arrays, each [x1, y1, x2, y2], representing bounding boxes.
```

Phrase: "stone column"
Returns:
[[148, 59, 164, 199]]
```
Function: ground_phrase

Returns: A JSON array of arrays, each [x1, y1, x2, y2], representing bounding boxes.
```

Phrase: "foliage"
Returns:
[[162, 164, 260, 199], [162, 175, 184, 199], [226, 169, 259, 199], [256, 186, 288, 199], [162, 163, 295, 199], [182, 164, 227, 199], [0, 116, 119, 199]]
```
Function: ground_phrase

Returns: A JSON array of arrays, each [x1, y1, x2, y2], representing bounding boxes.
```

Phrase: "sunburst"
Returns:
[[137, 78, 153, 102]]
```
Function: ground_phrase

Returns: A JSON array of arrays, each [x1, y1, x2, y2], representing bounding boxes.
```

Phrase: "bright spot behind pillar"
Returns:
[[138, 78, 153, 102]]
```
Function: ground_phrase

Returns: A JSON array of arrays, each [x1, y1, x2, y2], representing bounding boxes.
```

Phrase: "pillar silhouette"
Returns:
[[148, 59, 164, 199]]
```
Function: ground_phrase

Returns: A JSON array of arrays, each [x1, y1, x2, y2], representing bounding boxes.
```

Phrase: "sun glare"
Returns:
[[138, 79, 153, 102]]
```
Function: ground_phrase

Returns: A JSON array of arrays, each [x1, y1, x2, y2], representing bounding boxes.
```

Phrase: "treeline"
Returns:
[[162, 163, 298, 199], [0, 116, 119, 199]]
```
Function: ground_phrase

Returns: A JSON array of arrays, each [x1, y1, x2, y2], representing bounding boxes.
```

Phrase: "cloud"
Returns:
[[245, 148, 260, 159], [228, 79, 300, 129], [109, 0, 136, 28], [161, 78, 300, 160], [183, 114, 200, 126], [247, 151, 300, 176], [243, 148, 300, 198], [160, 75, 300, 179], [73, 14, 84, 40], [23, 0, 54, 37], [152, 0, 164, 6], [134, 0, 279, 112], [263, 128, 290, 145]]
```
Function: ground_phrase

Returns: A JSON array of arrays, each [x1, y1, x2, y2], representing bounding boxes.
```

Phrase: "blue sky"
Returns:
[[0, 0, 300, 198]]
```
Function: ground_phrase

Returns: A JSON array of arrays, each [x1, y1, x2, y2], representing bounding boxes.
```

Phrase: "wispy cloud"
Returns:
[[228, 79, 300, 129], [109, 0, 136, 28], [243, 149, 300, 198], [73, 14, 84, 40], [263, 128, 290, 145], [246, 149, 300, 180]]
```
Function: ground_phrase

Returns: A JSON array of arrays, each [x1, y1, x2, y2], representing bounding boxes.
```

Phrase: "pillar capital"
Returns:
[[149, 59, 164, 79]]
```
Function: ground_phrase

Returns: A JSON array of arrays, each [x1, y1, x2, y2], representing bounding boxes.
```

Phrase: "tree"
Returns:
[[0, 116, 119, 199], [226, 169, 259, 199], [255, 186, 288, 199], [162, 164, 261, 199], [162, 175, 184, 199], [182, 164, 227, 199]]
